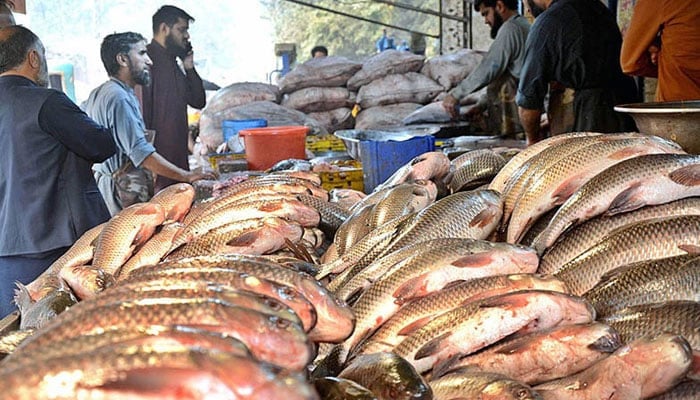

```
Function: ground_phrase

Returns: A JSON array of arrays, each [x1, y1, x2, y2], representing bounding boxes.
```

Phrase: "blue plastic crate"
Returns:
[[359, 135, 436, 193]]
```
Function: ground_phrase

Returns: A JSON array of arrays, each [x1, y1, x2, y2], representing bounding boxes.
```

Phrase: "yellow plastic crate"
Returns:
[[306, 134, 347, 153], [318, 160, 363, 192]]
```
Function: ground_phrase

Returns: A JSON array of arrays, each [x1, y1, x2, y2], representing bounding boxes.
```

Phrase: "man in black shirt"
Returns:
[[517, 0, 637, 145]]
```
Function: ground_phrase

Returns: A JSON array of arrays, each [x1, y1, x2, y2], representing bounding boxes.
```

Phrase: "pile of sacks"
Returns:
[[197, 50, 485, 152]]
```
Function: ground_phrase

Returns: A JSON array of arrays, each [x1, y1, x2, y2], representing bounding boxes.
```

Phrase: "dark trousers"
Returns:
[[0, 247, 67, 319]]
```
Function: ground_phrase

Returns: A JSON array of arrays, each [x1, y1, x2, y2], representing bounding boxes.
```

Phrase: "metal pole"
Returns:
[[370, 0, 471, 23], [281, 0, 440, 38]]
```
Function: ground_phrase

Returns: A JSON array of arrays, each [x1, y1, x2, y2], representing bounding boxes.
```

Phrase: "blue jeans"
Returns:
[[0, 247, 67, 319]]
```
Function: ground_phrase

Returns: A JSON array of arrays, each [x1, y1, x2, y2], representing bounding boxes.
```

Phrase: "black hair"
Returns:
[[100, 31, 146, 76], [0, 25, 39, 74], [311, 45, 328, 57], [474, 0, 518, 11], [152, 5, 194, 34]]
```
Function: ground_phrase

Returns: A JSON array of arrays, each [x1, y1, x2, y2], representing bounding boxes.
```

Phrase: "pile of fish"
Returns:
[[1, 131, 699, 399]]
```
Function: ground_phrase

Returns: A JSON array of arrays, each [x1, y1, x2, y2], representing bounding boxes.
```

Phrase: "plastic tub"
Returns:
[[359, 135, 435, 192], [222, 119, 267, 153], [239, 126, 309, 171]]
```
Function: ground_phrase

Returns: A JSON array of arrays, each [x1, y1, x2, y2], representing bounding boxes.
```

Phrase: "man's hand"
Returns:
[[187, 166, 218, 183], [181, 42, 195, 70], [442, 94, 460, 120]]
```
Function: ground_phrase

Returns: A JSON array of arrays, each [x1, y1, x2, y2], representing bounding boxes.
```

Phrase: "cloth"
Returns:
[[620, 0, 700, 101], [141, 40, 205, 192], [0, 247, 67, 318], [0, 75, 114, 256], [0, 75, 114, 315], [449, 14, 530, 135], [517, 0, 638, 132], [84, 78, 156, 216]]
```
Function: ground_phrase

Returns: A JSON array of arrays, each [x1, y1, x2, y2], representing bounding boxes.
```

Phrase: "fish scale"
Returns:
[[117, 222, 182, 279], [449, 149, 506, 193], [368, 183, 435, 231], [430, 369, 543, 400], [533, 153, 700, 254], [554, 215, 700, 296], [507, 135, 683, 244], [148, 183, 195, 223], [539, 198, 700, 274]]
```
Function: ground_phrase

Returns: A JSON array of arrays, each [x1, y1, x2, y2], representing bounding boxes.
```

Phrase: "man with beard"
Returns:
[[0, 0, 15, 28], [0, 26, 116, 317], [85, 32, 215, 215], [517, 0, 638, 145], [442, 0, 530, 137], [141, 5, 207, 193]]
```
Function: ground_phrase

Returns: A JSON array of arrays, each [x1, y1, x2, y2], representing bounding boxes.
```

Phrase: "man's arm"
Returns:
[[518, 106, 544, 145], [39, 91, 116, 162], [181, 51, 206, 109], [620, 0, 661, 78], [141, 152, 216, 183]]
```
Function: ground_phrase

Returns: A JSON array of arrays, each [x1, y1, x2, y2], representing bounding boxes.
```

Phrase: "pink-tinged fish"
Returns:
[[372, 151, 451, 193], [149, 183, 195, 223], [92, 203, 166, 275], [116, 223, 183, 279], [535, 334, 692, 399], [58, 264, 114, 300]]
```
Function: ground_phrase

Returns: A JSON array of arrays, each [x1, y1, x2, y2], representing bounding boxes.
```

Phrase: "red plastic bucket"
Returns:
[[239, 125, 309, 171]]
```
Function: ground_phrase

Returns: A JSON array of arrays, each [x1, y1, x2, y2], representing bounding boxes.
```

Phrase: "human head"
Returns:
[[311, 45, 328, 59], [100, 32, 152, 87], [152, 5, 194, 58], [0, 0, 15, 28], [0, 25, 48, 87], [474, 0, 518, 39], [526, 0, 549, 18]]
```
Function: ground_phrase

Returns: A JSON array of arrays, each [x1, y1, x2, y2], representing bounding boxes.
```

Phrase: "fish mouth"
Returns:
[[589, 329, 622, 353]]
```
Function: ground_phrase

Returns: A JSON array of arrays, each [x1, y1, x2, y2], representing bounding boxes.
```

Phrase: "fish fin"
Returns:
[[678, 244, 700, 255], [606, 183, 645, 215], [415, 332, 452, 360], [259, 202, 284, 212], [431, 354, 464, 379], [552, 178, 584, 204], [393, 275, 430, 304], [443, 280, 467, 290], [452, 253, 496, 268], [469, 207, 500, 229], [588, 332, 621, 353], [597, 264, 637, 284], [398, 316, 434, 336], [284, 238, 315, 264], [225, 231, 260, 247], [669, 164, 700, 186], [494, 338, 533, 355], [12, 282, 34, 314], [479, 295, 529, 310]]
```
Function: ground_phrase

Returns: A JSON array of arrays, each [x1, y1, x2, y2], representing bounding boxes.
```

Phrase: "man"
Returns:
[[142, 5, 206, 193], [517, 0, 638, 145], [442, 0, 530, 137], [0, 26, 116, 317], [620, 0, 700, 101], [311, 45, 328, 59], [0, 0, 15, 27], [84, 32, 215, 216], [376, 29, 395, 53]]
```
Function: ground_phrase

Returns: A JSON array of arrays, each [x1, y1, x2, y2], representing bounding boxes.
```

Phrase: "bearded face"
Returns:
[[129, 59, 151, 86], [527, 0, 546, 18], [490, 11, 504, 39], [165, 32, 190, 58]]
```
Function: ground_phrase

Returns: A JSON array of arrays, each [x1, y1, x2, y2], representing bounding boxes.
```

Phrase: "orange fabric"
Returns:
[[620, 0, 700, 101]]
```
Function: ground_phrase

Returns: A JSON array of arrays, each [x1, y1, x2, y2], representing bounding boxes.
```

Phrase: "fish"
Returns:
[[167, 217, 304, 259], [429, 368, 543, 400], [533, 153, 700, 254], [312, 377, 378, 400], [506, 135, 682, 244], [148, 182, 195, 223], [14, 285, 77, 331], [435, 322, 621, 385], [57, 264, 114, 300], [448, 149, 506, 193], [330, 239, 540, 370], [92, 202, 166, 275], [393, 290, 596, 373], [20, 222, 106, 304], [584, 255, 700, 317], [354, 274, 568, 357], [129, 255, 354, 343], [171, 198, 320, 251], [297, 193, 350, 238], [338, 352, 433, 400], [489, 132, 603, 194], [330, 188, 366, 210], [121, 267, 318, 334], [0, 338, 319, 400], [10, 297, 313, 372], [333, 203, 377, 257], [218, 174, 328, 200], [372, 151, 450, 193], [269, 170, 323, 185], [599, 301, 700, 380], [534, 334, 692, 400], [368, 182, 437, 231], [538, 198, 700, 275], [116, 223, 182, 279], [648, 380, 700, 400], [554, 215, 700, 295]]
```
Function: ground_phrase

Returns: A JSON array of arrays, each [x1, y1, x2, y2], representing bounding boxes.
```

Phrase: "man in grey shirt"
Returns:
[[442, 0, 530, 137], [84, 32, 215, 215]]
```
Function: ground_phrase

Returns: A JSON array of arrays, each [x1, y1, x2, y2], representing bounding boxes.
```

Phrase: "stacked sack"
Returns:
[[351, 49, 443, 129], [280, 56, 362, 134], [198, 82, 329, 152]]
